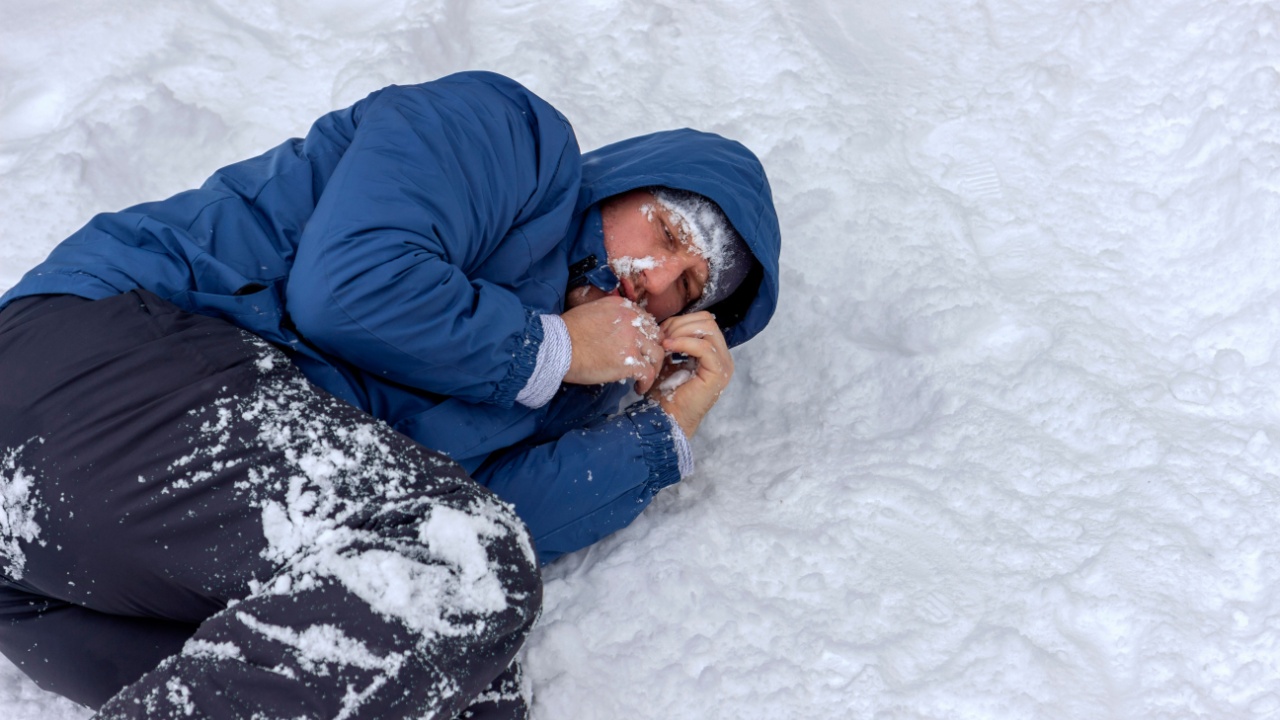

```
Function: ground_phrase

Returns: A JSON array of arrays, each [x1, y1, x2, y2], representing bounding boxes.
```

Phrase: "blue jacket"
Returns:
[[1, 71, 782, 564]]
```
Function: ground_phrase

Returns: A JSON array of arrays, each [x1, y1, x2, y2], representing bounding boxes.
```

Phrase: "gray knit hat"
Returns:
[[652, 188, 753, 313]]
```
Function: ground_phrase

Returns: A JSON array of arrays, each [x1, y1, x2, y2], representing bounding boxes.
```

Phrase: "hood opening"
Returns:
[[705, 260, 764, 342]]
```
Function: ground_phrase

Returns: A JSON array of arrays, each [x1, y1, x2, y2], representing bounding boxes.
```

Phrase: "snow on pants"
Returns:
[[0, 290, 542, 719]]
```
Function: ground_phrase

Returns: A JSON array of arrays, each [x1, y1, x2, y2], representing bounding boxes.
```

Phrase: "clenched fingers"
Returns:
[[663, 335, 732, 385]]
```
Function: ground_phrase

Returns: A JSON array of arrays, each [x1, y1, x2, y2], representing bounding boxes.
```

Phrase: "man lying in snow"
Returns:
[[0, 71, 780, 718]]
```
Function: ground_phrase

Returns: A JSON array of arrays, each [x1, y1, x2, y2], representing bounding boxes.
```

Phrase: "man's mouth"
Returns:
[[619, 277, 637, 303]]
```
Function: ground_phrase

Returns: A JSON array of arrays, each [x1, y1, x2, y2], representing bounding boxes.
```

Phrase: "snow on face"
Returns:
[[607, 254, 660, 302], [602, 190, 711, 321], [642, 199, 708, 259], [648, 191, 729, 303]]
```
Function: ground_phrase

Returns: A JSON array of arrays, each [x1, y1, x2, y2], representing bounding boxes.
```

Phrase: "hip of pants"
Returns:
[[0, 290, 541, 719]]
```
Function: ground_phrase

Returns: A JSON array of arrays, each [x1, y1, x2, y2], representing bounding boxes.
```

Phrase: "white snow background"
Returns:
[[3, 0, 1279, 717]]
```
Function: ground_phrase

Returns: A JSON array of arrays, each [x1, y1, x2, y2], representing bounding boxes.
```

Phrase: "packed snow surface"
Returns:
[[3, 0, 1280, 717]]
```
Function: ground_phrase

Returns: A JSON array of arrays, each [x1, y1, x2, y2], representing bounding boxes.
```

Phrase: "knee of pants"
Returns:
[[436, 491, 542, 630], [385, 457, 543, 626], [489, 503, 542, 627], [314, 475, 544, 635]]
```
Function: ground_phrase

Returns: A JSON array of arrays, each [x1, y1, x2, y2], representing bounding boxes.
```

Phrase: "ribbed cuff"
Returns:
[[515, 315, 572, 409], [487, 308, 544, 408], [664, 412, 695, 478], [623, 400, 685, 491]]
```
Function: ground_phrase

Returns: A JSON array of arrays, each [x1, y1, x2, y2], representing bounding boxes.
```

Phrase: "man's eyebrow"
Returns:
[[659, 217, 682, 247], [664, 214, 692, 246], [658, 210, 675, 232]]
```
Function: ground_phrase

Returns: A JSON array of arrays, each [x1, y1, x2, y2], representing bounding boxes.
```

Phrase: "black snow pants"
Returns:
[[0, 290, 541, 719]]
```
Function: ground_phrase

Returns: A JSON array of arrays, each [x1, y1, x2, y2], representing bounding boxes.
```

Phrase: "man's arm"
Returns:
[[286, 73, 581, 407], [473, 399, 685, 565], [476, 314, 732, 564]]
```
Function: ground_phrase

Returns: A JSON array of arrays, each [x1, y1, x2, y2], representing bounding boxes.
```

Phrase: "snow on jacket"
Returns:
[[0, 71, 782, 564]]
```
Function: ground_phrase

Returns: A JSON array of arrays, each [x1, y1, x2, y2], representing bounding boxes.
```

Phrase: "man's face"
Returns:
[[568, 189, 710, 322]]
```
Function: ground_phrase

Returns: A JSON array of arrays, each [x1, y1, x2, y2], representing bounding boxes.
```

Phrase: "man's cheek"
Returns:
[[652, 298, 681, 323]]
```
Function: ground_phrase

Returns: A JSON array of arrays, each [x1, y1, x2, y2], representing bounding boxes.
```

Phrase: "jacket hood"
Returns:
[[577, 129, 781, 348]]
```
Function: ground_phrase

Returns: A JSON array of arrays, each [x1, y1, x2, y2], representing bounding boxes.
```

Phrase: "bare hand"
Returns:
[[647, 311, 733, 437], [562, 295, 665, 393]]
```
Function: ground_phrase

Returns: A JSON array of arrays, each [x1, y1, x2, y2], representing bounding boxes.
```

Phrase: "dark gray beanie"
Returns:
[[652, 188, 753, 313]]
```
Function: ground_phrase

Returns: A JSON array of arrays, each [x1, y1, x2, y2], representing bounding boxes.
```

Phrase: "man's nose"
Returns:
[[642, 254, 681, 292]]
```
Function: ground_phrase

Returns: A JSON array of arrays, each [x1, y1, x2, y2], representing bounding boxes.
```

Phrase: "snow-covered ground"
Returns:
[[4, 0, 1280, 717]]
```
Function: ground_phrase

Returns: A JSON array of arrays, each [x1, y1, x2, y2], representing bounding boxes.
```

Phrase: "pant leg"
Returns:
[[456, 661, 529, 720], [0, 584, 198, 708], [0, 291, 541, 718]]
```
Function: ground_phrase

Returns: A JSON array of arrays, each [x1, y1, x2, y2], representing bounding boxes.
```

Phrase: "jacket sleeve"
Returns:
[[287, 73, 581, 407], [473, 401, 683, 565]]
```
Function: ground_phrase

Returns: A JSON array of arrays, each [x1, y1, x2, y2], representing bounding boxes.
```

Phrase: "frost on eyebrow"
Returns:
[[0, 443, 46, 580], [652, 190, 742, 305], [643, 200, 705, 258], [651, 197, 709, 259]]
